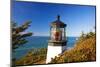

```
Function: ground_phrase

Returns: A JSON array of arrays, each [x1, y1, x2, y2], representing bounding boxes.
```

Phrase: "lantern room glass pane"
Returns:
[[51, 27, 56, 40], [50, 27, 66, 41]]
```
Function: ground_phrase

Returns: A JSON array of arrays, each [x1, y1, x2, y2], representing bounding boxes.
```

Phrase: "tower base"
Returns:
[[46, 44, 66, 63]]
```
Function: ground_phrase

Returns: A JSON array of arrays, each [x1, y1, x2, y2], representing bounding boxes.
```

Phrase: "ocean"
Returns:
[[14, 36, 77, 60]]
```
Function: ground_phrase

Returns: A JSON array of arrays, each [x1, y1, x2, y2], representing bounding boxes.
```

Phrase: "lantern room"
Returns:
[[50, 15, 66, 42]]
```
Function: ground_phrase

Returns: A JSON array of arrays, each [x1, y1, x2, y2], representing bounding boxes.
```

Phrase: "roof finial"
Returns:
[[57, 15, 60, 21]]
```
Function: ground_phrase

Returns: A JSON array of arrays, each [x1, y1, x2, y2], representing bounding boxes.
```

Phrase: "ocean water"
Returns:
[[14, 36, 77, 60]]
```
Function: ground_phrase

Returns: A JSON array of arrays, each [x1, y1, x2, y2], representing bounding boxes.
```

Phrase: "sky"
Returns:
[[11, 1, 96, 37]]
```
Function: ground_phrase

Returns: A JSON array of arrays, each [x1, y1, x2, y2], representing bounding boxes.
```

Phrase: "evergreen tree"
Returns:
[[12, 21, 32, 67], [12, 21, 32, 49]]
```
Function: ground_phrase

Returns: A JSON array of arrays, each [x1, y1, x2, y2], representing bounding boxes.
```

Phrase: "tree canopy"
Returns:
[[12, 21, 33, 49]]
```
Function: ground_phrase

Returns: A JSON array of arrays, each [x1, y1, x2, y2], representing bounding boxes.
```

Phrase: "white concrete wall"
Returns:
[[46, 45, 65, 63]]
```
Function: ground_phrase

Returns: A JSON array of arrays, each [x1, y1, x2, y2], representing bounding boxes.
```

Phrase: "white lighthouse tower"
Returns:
[[46, 15, 67, 63]]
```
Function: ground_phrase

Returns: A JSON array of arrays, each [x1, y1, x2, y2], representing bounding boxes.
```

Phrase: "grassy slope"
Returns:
[[15, 32, 96, 65], [15, 48, 47, 65], [50, 33, 96, 63]]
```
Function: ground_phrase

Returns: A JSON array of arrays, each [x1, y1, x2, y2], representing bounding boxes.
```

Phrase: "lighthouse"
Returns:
[[46, 15, 67, 63]]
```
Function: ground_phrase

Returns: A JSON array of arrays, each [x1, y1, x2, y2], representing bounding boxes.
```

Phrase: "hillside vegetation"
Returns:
[[15, 31, 96, 66], [15, 48, 47, 66], [50, 32, 96, 63]]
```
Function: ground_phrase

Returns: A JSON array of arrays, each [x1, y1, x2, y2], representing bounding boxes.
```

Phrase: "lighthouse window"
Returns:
[[51, 27, 56, 40], [50, 27, 66, 41]]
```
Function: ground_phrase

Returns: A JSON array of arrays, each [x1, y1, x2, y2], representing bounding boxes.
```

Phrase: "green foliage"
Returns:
[[12, 21, 33, 67], [15, 48, 47, 65], [50, 31, 96, 64], [12, 21, 33, 49], [14, 31, 96, 65]]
